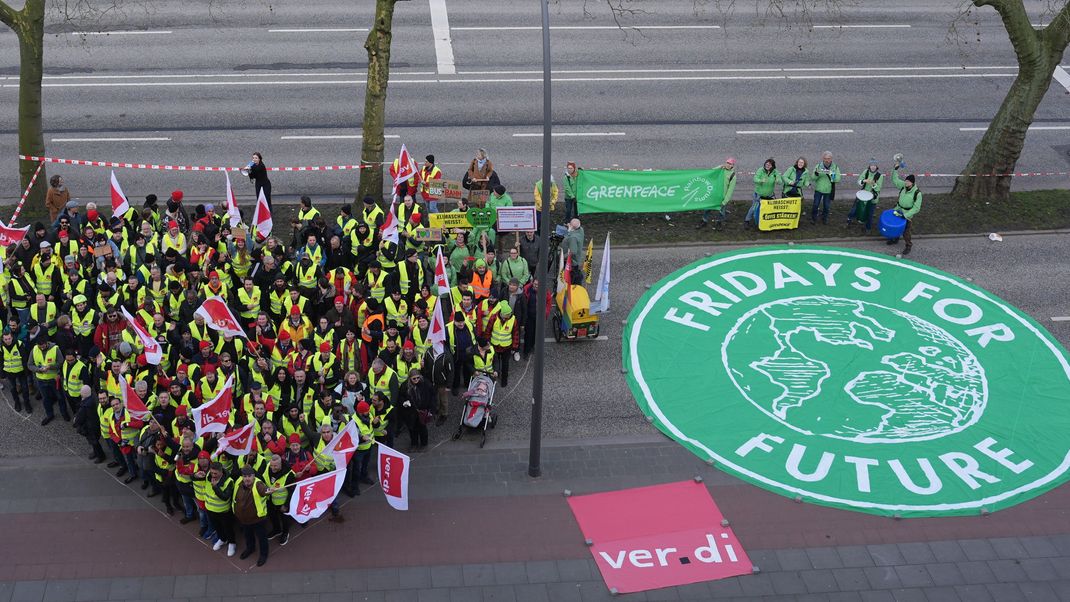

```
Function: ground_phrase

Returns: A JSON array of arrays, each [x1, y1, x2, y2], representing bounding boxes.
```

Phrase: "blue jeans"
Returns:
[[744, 194, 762, 224], [198, 507, 218, 541], [428, 200, 439, 213], [701, 208, 726, 224], [811, 191, 832, 222], [355, 448, 372, 480]]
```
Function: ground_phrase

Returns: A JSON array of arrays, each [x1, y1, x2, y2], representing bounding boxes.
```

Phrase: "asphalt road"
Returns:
[[0, 0, 1068, 204]]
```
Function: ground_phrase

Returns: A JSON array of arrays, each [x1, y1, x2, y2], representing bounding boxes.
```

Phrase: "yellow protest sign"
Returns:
[[758, 197, 803, 231], [428, 212, 473, 229]]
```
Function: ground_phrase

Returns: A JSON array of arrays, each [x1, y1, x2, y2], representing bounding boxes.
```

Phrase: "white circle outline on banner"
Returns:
[[629, 248, 1070, 512]]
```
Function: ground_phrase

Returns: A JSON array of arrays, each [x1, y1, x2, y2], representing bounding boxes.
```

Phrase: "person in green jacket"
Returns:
[[563, 162, 579, 223], [810, 151, 841, 225], [781, 157, 811, 198], [487, 185, 513, 211], [496, 246, 530, 287], [847, 158, 884, 232], [746, 158, 777, 229], [696, 157, 737, 230], [887, 165, 922, 255]]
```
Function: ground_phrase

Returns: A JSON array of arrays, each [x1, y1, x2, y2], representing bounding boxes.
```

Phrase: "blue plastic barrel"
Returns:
[[879, 210, 907, 239]]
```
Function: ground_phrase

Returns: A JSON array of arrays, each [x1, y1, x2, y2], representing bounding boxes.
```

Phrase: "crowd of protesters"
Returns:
[[3, 149, 561, 566]]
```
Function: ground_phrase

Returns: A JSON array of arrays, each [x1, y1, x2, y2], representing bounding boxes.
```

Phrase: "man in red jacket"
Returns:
[[92, 306, 128, 358]]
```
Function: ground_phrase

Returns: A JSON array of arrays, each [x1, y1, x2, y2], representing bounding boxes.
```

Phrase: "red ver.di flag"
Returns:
[[195, 296, 248, 339], [378, 443, 410, 511], [110, 170, 130, 217], [568, 481, 751, 594], [0, 221, 29, 247], [214, 423, 255, 457], [191, 374, 234, 438], [252, 188, 273, 241], [121, 307, 162, 365], [287, 468, 347, 524], [120, 378, 152, 421]]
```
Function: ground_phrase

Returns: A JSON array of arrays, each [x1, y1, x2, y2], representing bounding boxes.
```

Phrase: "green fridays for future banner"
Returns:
[[624, 246, 1070, 517], [577, 169, 726, 214]]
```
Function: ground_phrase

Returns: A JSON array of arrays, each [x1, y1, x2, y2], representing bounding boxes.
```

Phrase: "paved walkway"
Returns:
[[4, 424, 1070, 601]]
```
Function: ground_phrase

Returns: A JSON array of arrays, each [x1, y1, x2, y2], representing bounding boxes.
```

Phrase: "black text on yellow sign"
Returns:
[[758, 197, 803, 231]]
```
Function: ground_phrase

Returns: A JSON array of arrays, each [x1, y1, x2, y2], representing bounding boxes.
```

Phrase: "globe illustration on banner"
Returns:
[[723, 296, 988, 442]]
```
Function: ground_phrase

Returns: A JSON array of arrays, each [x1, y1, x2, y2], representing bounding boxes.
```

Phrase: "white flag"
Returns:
[[121, 307, 163, 365], [428, 295, 447, 355], [381, 200, 399, 245], [252, 188, 273, 241], [590, 233, 612, 314], [377, 443, 411, 511], [433, 246, 450, 295], [225, 171, 242, 228]]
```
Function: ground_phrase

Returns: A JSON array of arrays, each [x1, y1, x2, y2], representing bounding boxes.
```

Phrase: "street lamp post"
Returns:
[[528, 0, 552, 478]]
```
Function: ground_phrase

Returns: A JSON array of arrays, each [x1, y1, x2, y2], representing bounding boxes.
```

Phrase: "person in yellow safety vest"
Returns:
[[395, 195, 420, 226], [469, 259, 494, 301], [294, 196, 321, 232], [31, 242, 60, 298], [475, 290, 502, 340], [336, 204, 358, 238], [174, 440, 204, 526], [161, 220, 188, 255], [308, 341, 339, 388], [265, 453, 295, 544], [29, 338, 67, 424], [395, 341, 422, 383], [365, 261, 388, 303], [29, 294, 59, 336], [279, 305, 312, 344], [352, 401, 376, 488], [377, 239, 399, 271], [197, 367, 225, 405], [97, 392, 119, 467], [470, 337, 497, 380], [282, 288, 309, 322], [488, 304, 520, 387], [147, 435, 178, 514], [293, 253, 320, 295], [368, 356, 399, 402], [391, 158, 421, 197], [1, 330, 31, 413], [420, 154, 443, 212], [232, 464, 273, 566], [204, 462, 238, 557], [369, 391, 395, 447], [383, 289, 409, 331], [397, 250, 425, 299], [235, 277, 261, 325], [61, 348, 88, 418], [361, 196, 385, 231], [311, 421, 338, 473]]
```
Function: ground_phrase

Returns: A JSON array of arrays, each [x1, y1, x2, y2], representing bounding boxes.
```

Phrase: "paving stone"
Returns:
[[704, 576, 743, 597], [836, 545, 875, 568], [866, 544, 905, 567], [641, 586, 679, 601], [445, 587, 480, 602], [958, 539, 998, 562], [415, 589, 451, 602], [893, 565, 934, 588], [366, 568, 401, 591], [800, 569, 839, 594], [955, 560, 996, 584], [953, 584, 995, 602], [1050, 556, 1070, 579], [512, 583, 549, 602], [859, 593, 895, 602], [492, 563, 528, 586], [12, 581, 45, 602], [928, 541, 967, 563], [775, 549, 813, 571], [462, 564, 496, 587], [1050, 581, 1070, 601], [1044, 534, 1070, 556], [269, 573, 307, 595], [805, 547, 844, 569], [986, 559, 1027, 582], [74, 580, 110, 602], [382, 591, 419, 602], [925, 562, 964, 587], [745, 549, 780, 573], [1019, 536, 1060, 558], [768, 571, 808, 595], [983, 583, 1026, 601], [106, 577, 143, 601], [1019, 558, 1058, 581], [577, 581, 616, 601], [523, 562, 558, 585], [397, 568, 432, 590], [542, 583, 582, 602], [42, 581, 78, 602], [897, 542, 936, 565], [824, 594, 864, 602], [831, 568, 869, 591], [990, 537, 1028, 560], [665, 582, 707, 601], [920, 586, 961, 602], [554, 560, 592, 583], [886, 589, 926, 602], [862, 566, 902, 590], [737, 573, 774, 597], [481, 585, 517, 602], [429, 566, 463, 589], [1017, 582, 1060, 602], [138, 576, 175, 599]]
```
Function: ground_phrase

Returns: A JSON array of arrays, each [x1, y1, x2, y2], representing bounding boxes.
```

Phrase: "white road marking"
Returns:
[[1053, 66, 1070, 92], [512, 132, 626, 137], [50, 137, 172, 142], [70, 30, 172, 35], [959, 126, 1070, 132], [280, 134, 399, 139], [453, 25, 720, 31], [812, 24, 910, 28], [1052, 317, 1070, 322], [737, 129, 854, 135], [268, 28, 368, 33], [33, 72, 435, 80], [459, 65, 1019, 75], [429, 0, 457, 75]]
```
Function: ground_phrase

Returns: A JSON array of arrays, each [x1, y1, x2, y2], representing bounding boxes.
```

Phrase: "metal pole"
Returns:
[[528, 0, 552, 478]]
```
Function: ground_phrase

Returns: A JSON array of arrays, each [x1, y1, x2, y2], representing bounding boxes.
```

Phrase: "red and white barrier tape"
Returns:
[[17, 154, 1070, 179], [11, 159, 45, 226]]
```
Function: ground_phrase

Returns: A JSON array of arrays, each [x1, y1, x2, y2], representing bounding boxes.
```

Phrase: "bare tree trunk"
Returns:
[[12, 0, 47, 214], [950, 49, 1060, 201], [356, 0, 396, 205]]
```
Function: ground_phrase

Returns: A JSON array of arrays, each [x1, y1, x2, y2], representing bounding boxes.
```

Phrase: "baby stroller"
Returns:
[[453, 374, 497, 448]]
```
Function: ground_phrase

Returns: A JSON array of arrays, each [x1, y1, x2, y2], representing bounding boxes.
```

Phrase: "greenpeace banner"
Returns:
[[577, 169, 725, 214], [758, 197, 803, 231]]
